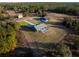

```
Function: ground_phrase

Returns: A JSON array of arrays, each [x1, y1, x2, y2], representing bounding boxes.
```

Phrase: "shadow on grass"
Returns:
[[0, 41, 72, 57], [33, 17, 46, 23], [47, 21, 62, 25], [20, 25, 36, 32], [33, 17, 42, 21], [0, 42, 57, 57], [0, 47, 34, 57], [31, 42, 56, 49], [50, 25, 66, 30]]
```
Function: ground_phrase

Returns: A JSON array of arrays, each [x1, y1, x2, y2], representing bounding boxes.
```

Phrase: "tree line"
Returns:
[[0, 17, 19, 54], [62, 17, 79, 34], [0, 3, 79, 17], [51, 6, 79, 16]]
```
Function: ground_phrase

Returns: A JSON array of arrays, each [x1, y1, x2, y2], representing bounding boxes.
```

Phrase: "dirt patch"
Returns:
[[47, 13, 68, 20], [24, 26, 67, 43], [16, 31, 33, 47]]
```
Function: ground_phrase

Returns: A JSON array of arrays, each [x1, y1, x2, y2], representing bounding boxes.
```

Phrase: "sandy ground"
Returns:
[[46, 13, 69, 23]]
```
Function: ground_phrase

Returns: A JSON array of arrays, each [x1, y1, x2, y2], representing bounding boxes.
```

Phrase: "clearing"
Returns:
[[17, 13, 68, 46], [16, 13, 69, 56]]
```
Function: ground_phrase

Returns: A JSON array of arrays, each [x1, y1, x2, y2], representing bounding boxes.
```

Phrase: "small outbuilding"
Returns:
[[17, 13, 23, 18]]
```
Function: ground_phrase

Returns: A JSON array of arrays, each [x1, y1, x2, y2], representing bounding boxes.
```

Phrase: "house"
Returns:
[[17, 13, 23, 18], [25, 22, 48, 33], [34, 23, 48, 33], [20, 18, 48, 33]]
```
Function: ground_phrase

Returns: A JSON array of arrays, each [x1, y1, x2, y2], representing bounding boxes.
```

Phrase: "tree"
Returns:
[[56, 43, 72, 57], [45, 43, 72, 57], [0, 20, 19, 54], [74, 37, 79, 48], [63, 17, 79, 34]]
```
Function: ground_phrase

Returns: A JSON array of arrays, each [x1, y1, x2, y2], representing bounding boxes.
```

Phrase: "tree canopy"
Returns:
[[0, 20, 19, 54]]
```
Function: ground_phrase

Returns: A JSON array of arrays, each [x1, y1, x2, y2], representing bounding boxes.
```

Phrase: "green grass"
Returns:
[[18, 21, 29, 26], [28, 20, 38, 25]]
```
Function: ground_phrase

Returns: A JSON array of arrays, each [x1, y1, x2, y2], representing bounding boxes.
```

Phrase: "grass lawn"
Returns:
[[28, 20, 38, 24], [18, 18, 38, 27], [18, 21, 29, 26]]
